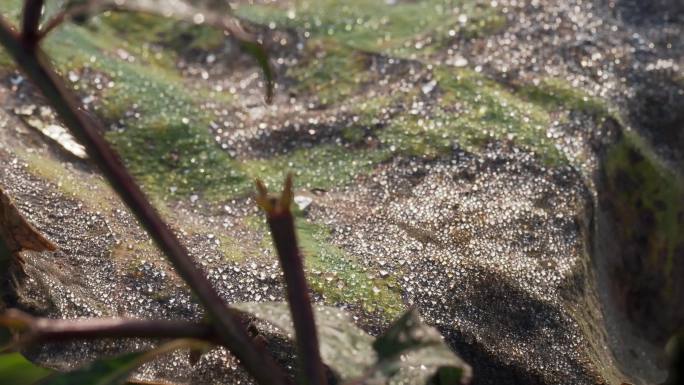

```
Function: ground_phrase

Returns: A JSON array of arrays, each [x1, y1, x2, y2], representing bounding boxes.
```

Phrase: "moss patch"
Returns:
[[601, 131, 684, 342], [106, 116, 249, 200], [248, 214, 403, 318], [237, 0, 505, 59], [114, 240, 160, 266], [0, 0, 22, 27], [101, 12, 225, 54], [1, 0, 571, 201], [0, 2, 246, 202], [604, 133, 684, 287], [0, 48, 13, 72], [38, 18, 250, 201], [243, 144, 389, 192], [18, 149, 116, 212], [280, 62, 567, 166], [0, 0, 22, 70], [296, 219, 404, 318], [215, 234, 247, 263], [288, 39, 372, 105], [519, 78, 611, 117], [375, 67, 563, 163]]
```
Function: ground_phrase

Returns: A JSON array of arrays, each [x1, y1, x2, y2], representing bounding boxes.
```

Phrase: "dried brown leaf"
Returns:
[[0, 187, 56, 253]]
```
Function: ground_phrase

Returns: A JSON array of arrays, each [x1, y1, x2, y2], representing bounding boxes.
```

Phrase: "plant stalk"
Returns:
[[258, 178, 327, 385], [0, 309, 222, 344], [20, 0, 42, 45]]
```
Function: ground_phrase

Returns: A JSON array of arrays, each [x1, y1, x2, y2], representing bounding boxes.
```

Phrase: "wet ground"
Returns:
[[0, 0, 682, 384]]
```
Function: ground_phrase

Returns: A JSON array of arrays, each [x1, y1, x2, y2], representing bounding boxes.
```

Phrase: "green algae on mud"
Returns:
[[40, 17, 251, 200], [236, 0, 505, 59], [287, 39, 373, 106], [603, 133, 684, 284], [279, 41, 614, 168], [434, 68, 561, 159], [17, 149, 117, 213], [296, 220, 404, 318], [279, 39, 572, 166], [519, 77, 612, 117], [0, 48, 12, 72], [0, 0, 20, 70], [0, 0, 250, 201], [1, 0, 584, 204], [247, 214, 404, 319], [102, 12, 226, 54], [242, 144, 389, 192], [601, 131, 684, 342], [365, 66, 566, 164]]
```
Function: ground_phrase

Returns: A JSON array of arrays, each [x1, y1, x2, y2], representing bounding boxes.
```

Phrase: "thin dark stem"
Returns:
[[21, 0, 43, 46], [0, 309, 220, 344], [37, 8, 69, 40], [0, 16, 290, 385], [258, 177, 327, 385]]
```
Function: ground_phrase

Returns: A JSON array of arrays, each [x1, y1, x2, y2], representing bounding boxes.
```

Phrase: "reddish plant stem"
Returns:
[[38, 6, 77, 40], [1, 309, 221, 344], [0, 7, 290, 385], [20, 0, 42, 45], [260, 179, 327, 385]]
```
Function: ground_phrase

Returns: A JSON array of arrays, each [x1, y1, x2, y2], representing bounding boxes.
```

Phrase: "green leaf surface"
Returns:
[[36, 351, 145, 385], [373, 309, 471, 385], [234, 301, 375, 381], [233, 302, 471, 384], [0, 353, 51, 385], [374, 309, 441, 360]]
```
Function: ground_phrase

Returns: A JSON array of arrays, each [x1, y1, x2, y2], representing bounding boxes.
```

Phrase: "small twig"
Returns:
[[257, 176, 327, 385], [21, 0, 43, 46], [37, 4, 85, 40], [0, 14, 290, 385], [0, 309, 220, 346]]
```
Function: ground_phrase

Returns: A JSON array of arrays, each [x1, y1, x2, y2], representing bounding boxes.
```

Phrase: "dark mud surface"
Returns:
[[0, 0, 682, 384]]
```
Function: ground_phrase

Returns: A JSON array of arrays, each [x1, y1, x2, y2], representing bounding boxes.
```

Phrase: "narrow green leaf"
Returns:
[[240, 41, 274, 103], [36, 339, 206, 385], [36, 351, 144, 385], [0, 353, 51, 385]]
